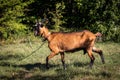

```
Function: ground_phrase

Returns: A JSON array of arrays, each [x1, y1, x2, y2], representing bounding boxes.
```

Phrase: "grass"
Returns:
[[0, 41, 120, 80]]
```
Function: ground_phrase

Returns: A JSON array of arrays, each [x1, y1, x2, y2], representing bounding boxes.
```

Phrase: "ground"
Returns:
[[0, 42, 120, 80]]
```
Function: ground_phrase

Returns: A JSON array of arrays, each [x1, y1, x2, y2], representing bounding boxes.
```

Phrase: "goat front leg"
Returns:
[[87, 49, 95, 68], [46, 52, 57, 69]]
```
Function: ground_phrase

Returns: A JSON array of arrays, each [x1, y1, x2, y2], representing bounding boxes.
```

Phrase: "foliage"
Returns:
[[0, 0, 33, 40], [48, 2, 65, 31], [0, 0, 120, 42]]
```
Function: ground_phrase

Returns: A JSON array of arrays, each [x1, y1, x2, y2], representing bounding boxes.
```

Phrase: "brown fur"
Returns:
[[35, 25, 105, 69]]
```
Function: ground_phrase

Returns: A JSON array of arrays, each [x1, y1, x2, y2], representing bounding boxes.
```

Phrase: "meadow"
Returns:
[[0, 40, 120, 80]]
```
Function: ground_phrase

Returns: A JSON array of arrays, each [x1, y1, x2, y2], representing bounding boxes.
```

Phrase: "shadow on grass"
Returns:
[[0, 59, 112, 80], [0, 61, 112, 80], [0, 54, 23, 67], [96, 71, 111, 78], [73, 61, 89, 67], [14, 63, 60, 71], [31, 67, 112, 80], [0, 69, 112, 80], [13, 60, 89, 71], [0, 54, 22, 60]]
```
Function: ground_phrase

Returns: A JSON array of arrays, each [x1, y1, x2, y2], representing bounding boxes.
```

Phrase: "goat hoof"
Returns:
[[46, 67, 49, 69], [89, 64, 93, 69], [46, 65, 50, 69], [102, 61, 105, 64], [63, 67, 67, 70]]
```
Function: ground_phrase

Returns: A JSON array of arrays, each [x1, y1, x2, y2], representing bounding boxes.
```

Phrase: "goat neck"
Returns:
[[42, 27, 51, 41]]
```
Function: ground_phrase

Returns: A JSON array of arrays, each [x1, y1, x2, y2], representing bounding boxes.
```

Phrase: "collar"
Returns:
[[42, 32, 51, 42], [46, 32, 51, 38]]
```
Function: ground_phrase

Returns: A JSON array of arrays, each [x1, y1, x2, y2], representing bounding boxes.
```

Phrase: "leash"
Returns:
[[9, 37, 47, 77], [18, 40, 46, 62], [9, 39, 46, 77]]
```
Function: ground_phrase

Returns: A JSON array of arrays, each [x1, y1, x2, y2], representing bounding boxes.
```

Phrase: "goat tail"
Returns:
[[95, 32, 102, 37]]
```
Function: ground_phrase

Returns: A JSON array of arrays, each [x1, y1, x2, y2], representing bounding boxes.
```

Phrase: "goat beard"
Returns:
[[42, 37, 47, 42]]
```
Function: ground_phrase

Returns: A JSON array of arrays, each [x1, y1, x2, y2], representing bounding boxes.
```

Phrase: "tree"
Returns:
[[0, 0, 120, 42], [0, 0, 33, 40]]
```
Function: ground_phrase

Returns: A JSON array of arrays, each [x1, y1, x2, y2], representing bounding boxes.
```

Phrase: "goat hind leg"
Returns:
[[60, 52, 66, 70], [92, 47, 105, 64], [83, 49, 87, 55]]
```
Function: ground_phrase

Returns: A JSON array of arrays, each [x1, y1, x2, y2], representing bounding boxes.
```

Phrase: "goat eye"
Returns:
[[41, 24, 44, 27]]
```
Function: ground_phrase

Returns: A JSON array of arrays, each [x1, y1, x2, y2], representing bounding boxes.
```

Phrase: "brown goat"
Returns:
[[34, 22, 105, 69]]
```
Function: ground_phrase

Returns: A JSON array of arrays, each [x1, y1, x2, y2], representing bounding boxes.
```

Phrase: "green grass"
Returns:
[[0, 41, 120, 80]]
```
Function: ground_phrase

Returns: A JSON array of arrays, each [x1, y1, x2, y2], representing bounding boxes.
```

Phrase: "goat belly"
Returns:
[[59, 39, 82, 52], [60, 43, 82, 52]]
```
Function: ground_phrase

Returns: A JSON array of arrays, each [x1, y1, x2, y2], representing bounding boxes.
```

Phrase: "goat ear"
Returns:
[[37, 21, 43, 28]]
